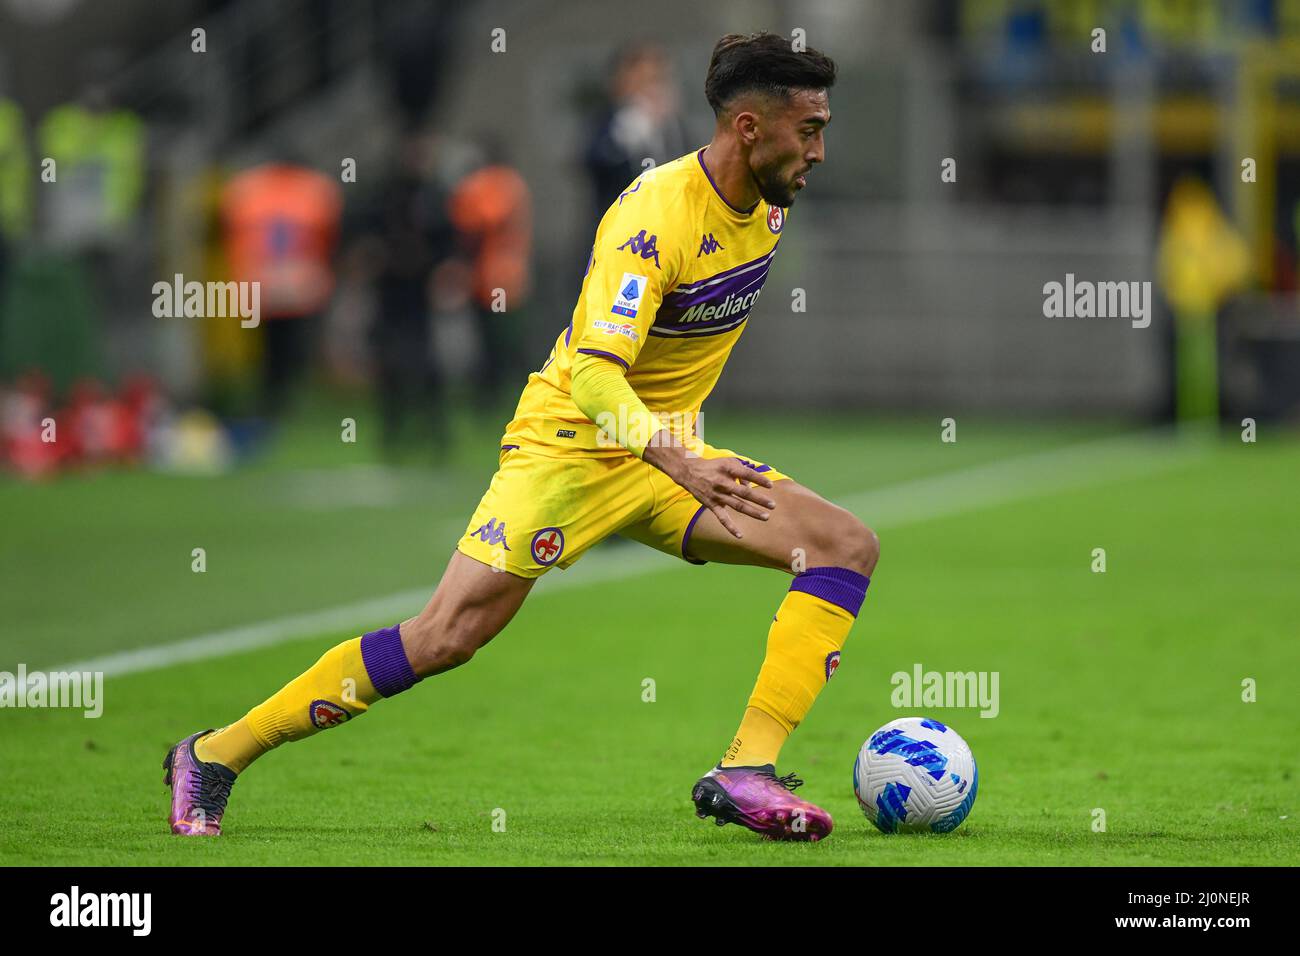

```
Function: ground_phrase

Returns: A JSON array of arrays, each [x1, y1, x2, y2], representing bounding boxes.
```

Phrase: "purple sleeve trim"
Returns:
[[789, 566, 871, 617], [680, 503, 709, 565], [360, 624, 420, 698], [576, 348, 630, 370]]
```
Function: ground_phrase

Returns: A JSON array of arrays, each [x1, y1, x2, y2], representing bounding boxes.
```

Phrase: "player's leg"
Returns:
[[165, 443, 648, 836], [164, 552, 533, 835], [686, 476, 877, 766], [398, 550, 535, 676], [689, 479, 876, 841], [624, 453, 876, 841], [685, 476, 878, 572]]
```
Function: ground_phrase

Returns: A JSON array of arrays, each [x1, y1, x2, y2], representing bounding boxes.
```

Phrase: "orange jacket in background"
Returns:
[[221, 164, 343, 319], [449, 165, 532, 310]]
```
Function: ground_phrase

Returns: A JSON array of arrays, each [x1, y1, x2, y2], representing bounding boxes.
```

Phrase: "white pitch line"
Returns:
[[49, 427, 1207, 679], [842, 426, 1207, 529]]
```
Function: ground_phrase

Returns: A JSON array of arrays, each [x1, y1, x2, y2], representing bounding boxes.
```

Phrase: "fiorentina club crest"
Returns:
[[767, 206, 784, 234], [824, 651, 841, 681], [530, 527, 565, 566], [310, 699, 350, 729]]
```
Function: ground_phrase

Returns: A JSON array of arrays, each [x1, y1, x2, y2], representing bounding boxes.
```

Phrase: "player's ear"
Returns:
[[732, 109, 760, 145]]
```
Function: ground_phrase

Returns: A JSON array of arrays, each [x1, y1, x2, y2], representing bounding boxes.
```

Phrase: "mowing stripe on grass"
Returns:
[[52, 428, 1207, 679], [839, 427, 1207, 528]]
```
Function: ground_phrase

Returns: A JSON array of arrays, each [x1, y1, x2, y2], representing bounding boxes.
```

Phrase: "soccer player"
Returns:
[[165, 32, 876, 842]]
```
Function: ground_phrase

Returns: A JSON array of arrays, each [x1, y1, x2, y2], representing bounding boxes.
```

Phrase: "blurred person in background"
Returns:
[[39, 79, 145, 252], [34, 68, 146, 387], [447, 134, 533, 413], [380, 1, 466, 132], [221, 156, 343, 420], [583, 41, 692, 225], [0, 88, 30, 364], [350, 129, 457, 455]]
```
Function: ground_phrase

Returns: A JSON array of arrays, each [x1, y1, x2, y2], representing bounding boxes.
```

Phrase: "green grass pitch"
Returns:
[[1, 409, 1297, 866]]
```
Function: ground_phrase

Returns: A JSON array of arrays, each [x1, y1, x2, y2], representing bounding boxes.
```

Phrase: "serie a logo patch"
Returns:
[[610, 273, 647, 318], [310, 699, 351, 729]]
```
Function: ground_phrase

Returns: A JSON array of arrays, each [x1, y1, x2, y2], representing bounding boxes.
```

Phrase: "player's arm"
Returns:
[[568, 188, 773, 536], [567, 183, 683, 456], [569, 356, 774, 538], [642, 425, 776, 539]]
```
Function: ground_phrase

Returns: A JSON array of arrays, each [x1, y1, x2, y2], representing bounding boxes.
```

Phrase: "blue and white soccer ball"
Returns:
[[853, 716, 978, 834]]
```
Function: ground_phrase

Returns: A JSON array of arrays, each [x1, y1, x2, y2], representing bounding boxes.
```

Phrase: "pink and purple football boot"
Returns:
[[692, 763, 833, 841], [163, 730, 237, 836]]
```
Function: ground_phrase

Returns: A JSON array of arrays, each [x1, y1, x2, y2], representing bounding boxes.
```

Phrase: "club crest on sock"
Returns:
[[825, 651, 841, 681], [309, 699, 350, 729]]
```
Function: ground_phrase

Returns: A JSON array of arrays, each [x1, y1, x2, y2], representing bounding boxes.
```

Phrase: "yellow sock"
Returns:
[[723, 707, 790, 766], [195, 719, 264, 774], [721, 568, 869, 767], [195, 625, 419, 773]]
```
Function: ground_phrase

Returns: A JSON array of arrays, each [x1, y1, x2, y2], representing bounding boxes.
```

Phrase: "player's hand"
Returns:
[[645, 442, 776, 539]]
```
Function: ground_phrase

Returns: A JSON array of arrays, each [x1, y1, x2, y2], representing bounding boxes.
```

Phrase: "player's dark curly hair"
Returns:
[[704, 32, 837, 116]]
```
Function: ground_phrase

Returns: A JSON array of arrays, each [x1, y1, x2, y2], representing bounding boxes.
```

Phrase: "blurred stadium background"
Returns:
[[1, 1, 1298, 865], [2, 0, 1299, 463]]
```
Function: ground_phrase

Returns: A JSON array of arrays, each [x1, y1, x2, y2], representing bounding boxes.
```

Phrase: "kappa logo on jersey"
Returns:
[[471, 517, 511, 550], [617, 180, 642, 205], [697, 232, 724, 257], [767, 206, 784, 234], [617, 229, 661, 268], [309, 699, 350, 729], [593, 318, 639, 342], [530, 527, 565, 566], [825, 651, 841, 681], [610, 272, 647, 318]]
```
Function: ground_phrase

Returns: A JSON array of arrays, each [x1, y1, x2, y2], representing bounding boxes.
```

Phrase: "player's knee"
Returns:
[[816, 509, 878, 576], [849, 521, 881, 576], [402, 602, 497, 676]]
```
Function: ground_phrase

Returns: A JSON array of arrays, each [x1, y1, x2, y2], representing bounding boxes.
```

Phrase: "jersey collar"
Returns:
[[697, 146, 761, 219]]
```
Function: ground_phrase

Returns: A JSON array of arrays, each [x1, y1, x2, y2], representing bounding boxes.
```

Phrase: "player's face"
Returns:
[[751, 89, 830, 208]]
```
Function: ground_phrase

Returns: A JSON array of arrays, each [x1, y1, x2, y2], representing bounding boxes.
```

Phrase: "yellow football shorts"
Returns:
[[457, 440, 791, 578]]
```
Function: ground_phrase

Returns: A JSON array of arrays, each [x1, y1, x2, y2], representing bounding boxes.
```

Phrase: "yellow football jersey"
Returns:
[[501, 146, 788, 456]]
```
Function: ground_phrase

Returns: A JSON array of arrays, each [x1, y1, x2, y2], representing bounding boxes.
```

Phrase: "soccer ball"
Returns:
[[853, 716, 978, 834]]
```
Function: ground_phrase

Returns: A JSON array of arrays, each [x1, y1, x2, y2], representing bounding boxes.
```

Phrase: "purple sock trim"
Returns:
[[360, 625, 420, 698], [789, 566, 870, 617]]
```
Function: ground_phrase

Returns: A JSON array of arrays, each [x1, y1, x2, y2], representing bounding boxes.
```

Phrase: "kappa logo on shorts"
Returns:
[[471, 518, 511, 550], [825, 651, 841, 681], [531, 527, 565, 566], [310, 699, 350, 729]]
